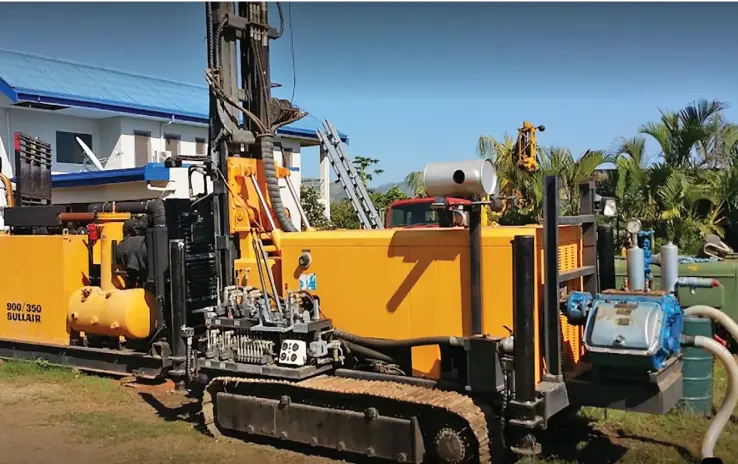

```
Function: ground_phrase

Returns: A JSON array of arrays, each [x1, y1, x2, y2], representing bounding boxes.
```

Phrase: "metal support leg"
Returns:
[[509, 235, 542, 456], [169, 239, 187, 391], [542, 176, 562, 378], [469, 204, 483, 335], [598, 225, 615, 291]]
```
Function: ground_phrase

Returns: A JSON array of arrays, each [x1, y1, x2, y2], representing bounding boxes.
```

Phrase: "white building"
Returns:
[[0, 49, 346, 228]]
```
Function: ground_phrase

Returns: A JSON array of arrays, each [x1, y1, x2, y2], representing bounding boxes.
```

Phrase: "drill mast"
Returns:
[[205, 2, 306, 288]]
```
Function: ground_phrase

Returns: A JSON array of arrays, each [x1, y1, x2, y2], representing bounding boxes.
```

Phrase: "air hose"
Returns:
[[342, 340, 395, 364], [682, 305, 738, 459], [261, 134, 297, 232], [334, 329, 463, 348]]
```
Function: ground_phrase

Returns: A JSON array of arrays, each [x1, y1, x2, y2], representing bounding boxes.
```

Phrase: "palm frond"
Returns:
[[678, 99, 728, 127], [639, 121, 672, 162]]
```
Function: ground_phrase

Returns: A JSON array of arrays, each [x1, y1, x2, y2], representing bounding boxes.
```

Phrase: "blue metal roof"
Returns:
[[0, 49, 347, 142]]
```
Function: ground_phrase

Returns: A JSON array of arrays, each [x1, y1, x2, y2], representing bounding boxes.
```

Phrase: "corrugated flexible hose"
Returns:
[[682, 333, 738, 459], [261, 134, 297, 232], [683, 305, 738, 459]]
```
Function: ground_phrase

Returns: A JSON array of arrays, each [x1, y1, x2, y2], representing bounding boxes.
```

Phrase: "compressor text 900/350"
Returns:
[[6, 302, 42, 323]]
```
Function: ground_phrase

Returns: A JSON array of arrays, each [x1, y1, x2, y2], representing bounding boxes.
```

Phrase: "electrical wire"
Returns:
[[205, 69, 267, 133], [251, 43, 273, 129], [288, 2, 296, 104]]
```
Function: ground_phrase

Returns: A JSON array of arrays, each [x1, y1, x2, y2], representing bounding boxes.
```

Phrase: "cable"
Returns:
[[274, 2, 285, 39], [288, 2, 296, 103], [205, 69, 267, 133], [251, 43, 273, 129]]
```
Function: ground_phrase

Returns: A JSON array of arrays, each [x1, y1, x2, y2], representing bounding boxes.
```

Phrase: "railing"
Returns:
[[541, 175, 598, 379]]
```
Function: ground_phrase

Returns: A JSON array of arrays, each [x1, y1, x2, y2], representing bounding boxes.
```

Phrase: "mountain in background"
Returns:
[[303, 178, 413, 202]]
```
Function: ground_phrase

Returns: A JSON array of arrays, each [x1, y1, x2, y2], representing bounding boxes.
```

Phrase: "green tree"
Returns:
[[639, 99, 728, 169], [402, 171, 426, 198], [371, 186, 408, 212], [328, 157, 409, 230], [299, 185, 334, 230], [330, 199, 361, 229], [604, 99, 738, 251], [477, 132, 610, 222], [352, 156, 384, 187]]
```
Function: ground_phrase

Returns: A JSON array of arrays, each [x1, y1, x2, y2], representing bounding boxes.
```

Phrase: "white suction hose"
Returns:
[[686, 335, 738, 459], [685, 305, 738, 345], [683, 305, 738, 459]]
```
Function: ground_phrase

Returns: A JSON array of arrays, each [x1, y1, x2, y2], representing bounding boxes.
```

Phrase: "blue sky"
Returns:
[[0, 2, 736, 185]]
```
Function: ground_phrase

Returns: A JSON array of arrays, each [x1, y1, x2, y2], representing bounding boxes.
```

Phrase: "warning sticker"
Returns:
[[299, 273, 317, 291]]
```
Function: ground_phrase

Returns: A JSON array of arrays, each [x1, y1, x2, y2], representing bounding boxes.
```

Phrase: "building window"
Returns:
[[134, 131, 151, 166], [196, 137, 206, 156], [165, 134, 180, 156], [56, 131, 93, 164]]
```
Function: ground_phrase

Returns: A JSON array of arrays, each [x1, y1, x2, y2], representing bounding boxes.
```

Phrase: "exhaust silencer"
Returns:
[[423, 159, 497, 198]]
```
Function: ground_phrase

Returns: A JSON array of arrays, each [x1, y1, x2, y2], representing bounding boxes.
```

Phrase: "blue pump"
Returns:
[[565, 291, 683, 372]]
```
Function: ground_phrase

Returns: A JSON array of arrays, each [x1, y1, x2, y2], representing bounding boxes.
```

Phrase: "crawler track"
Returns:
[[201, 374, 491, 463]]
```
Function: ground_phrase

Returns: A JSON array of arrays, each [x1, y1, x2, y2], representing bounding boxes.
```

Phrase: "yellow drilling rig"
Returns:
[[0, 3, 735, 464]]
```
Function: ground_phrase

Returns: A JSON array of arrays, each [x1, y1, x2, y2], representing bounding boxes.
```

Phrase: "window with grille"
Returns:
[[196, 137, 206, 155], [165, 134, 180, 156]]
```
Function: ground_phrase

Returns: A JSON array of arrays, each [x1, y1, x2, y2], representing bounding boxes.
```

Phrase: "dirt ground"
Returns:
[[0, 360, 342, 464], [1, 359, 738, 464]]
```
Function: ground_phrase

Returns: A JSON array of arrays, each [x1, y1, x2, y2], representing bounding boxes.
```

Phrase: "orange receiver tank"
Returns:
[[67, 287, 155, 339], [66, 214, 155, 340]]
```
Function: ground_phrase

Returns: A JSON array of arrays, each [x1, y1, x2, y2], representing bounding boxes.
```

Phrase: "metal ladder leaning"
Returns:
[[316, 120, 384, 230]]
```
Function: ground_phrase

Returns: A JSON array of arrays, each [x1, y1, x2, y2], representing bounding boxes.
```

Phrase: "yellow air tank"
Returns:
[[67, 214, 156, 340], [68, 287, 155, 339]]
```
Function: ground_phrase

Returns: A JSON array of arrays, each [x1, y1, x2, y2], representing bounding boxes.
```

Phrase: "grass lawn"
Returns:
[[0, 358, 736, 463]]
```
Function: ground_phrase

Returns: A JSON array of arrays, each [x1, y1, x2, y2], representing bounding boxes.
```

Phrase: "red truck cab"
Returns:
[[385, 197, 471, 229]]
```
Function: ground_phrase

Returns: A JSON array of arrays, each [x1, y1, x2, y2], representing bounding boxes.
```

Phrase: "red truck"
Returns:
[[384, 197, 472, 228]]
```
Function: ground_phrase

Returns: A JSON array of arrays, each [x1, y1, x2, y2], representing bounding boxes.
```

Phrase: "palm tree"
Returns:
[[477, 131, 610, 220], [534, 147, 611, 216], [477, 133, 517, 197], [639, 99, 728, 169], [403, 171, 426, 198]]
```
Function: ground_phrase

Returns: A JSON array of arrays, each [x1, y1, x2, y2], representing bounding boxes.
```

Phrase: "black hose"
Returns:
[[205, 2, 214, 68], [88, 200, 166, 228], [342, 340, 395, 364], [261, 134, 297, 232], [334, 329, 463, 348], [274, 2, 285, 39]]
